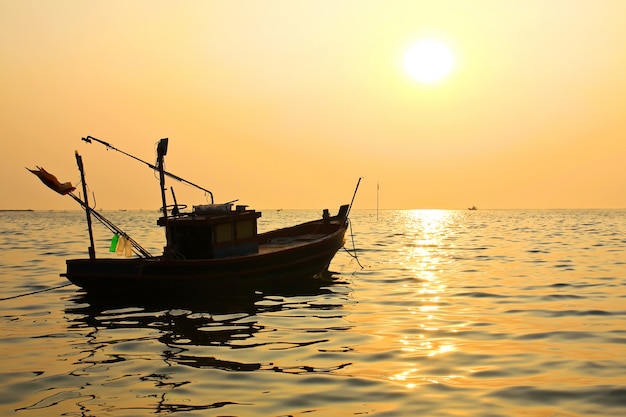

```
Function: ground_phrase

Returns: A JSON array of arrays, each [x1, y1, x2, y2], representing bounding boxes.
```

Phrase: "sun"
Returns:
[[403, 39, 455, 84]]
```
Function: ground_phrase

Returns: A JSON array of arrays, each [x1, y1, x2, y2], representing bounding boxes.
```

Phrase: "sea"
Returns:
[[1, 209, 625, 417]]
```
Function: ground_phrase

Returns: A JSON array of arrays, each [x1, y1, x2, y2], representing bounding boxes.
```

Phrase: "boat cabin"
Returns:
[[157, 203, 262, 260]]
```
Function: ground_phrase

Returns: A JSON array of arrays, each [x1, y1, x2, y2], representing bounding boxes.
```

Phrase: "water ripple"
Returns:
[[2, 209, 626, 416]]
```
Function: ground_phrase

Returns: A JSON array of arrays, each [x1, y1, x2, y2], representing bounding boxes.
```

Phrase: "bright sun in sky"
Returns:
[[403, 39, 455, 83]]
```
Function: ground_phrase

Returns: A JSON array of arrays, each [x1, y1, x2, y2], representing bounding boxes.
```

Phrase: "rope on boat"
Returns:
[[69, 191, 153, 258], [0, 283, 73, 301], [342, 177, 364, 269], [343, 219, 364, 269]]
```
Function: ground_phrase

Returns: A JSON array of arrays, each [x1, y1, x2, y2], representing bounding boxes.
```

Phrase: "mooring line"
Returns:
[[0, 283, 73, 301], [344, 219, 364, 269]]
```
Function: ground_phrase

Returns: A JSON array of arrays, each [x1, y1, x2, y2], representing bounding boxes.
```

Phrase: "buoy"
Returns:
[[124, 239, 132, 257], [116, 235, 126, 256], [109, 233, 119, 252]]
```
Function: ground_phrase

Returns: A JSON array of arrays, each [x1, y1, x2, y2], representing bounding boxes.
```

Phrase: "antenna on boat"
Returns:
[[82, 135, 214, 203], [156, 138, 169, 218]]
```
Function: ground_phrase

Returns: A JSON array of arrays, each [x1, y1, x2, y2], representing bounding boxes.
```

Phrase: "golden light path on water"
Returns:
[[347, 209, 467, 391], [393, 210, 458, 388], [346, 208, 626, 408]]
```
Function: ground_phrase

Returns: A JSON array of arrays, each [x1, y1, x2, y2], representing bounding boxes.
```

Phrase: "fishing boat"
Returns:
[[28, 137, 358, 293]]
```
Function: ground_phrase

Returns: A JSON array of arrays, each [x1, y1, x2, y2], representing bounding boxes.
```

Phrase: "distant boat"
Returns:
[[468, 206, 477, 210], [29, 136, 357, 294]]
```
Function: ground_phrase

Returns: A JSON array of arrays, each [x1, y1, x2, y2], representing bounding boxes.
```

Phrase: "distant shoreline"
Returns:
[[0, 209, 34, 212]]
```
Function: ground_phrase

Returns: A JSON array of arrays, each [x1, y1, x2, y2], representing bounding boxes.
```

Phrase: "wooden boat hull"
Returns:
[[64, 215, 348, 293]]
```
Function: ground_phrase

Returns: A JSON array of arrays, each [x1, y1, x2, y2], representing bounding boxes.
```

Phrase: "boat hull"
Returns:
[[64, 218, 348, 293]]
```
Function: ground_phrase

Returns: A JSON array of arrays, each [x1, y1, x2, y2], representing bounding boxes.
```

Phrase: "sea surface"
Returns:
[[1, 209, 625, 417]]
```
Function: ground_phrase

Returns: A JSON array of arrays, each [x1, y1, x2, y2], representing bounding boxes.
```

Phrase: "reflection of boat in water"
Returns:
[[58, 278, 351, 414], [65, 276, 347, 373], [28, 136, 359, 294], [66, 290, 266, 371], [468, 206, 477, 210]]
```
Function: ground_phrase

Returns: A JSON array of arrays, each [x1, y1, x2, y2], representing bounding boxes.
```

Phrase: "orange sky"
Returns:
[[2, 1, 625, 210]]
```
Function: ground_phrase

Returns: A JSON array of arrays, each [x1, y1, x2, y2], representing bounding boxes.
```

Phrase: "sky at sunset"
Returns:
[[2, 1, 625, 211]]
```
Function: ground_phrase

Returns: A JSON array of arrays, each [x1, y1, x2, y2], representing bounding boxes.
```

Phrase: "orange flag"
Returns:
[[27, 166, 76, 195]]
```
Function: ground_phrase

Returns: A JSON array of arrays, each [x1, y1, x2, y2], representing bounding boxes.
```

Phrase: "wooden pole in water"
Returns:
[[75, 151, 96, 260]]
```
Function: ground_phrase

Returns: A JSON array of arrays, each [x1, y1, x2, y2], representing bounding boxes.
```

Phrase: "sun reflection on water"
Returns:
[[386, 210, 462, 388]]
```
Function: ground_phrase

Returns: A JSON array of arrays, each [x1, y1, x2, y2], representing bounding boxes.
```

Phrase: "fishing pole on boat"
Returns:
[[68, 191, 152, 258], [82, 135, 215, 204], [26, 162, 153, 258], [346, 177, 362, 218]]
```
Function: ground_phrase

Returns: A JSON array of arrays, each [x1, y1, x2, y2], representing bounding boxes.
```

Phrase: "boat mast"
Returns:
[[156, 138, 172, 254], [75, 151, 96, 260]]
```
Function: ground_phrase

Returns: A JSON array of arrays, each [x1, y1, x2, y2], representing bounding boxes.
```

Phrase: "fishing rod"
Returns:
[[67, 191, 153, 258], [27, 164, 153, 258], [346, 177, 362, 218], [82, 135, 214, 203]]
